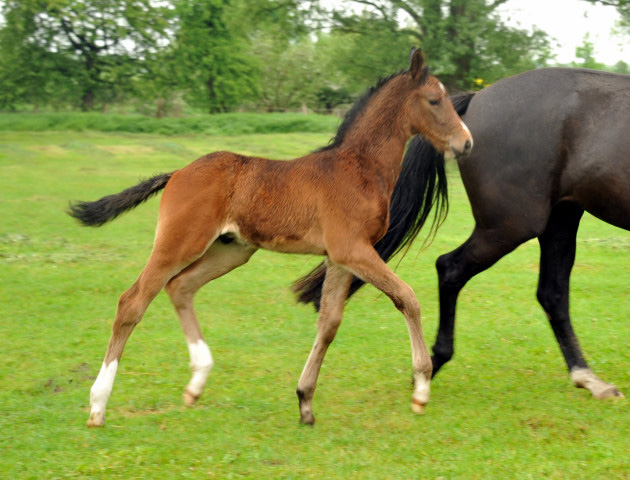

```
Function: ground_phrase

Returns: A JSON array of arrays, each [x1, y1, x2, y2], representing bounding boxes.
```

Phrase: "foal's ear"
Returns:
[[409, 47, 426, 82]]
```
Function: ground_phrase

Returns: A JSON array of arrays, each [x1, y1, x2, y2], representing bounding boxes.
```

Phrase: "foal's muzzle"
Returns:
[[454, 139, 473, 159], [449, 123, 473, 159]]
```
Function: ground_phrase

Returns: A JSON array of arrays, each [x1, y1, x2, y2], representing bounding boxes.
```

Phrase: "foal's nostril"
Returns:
[[453, 138, 473, 159]]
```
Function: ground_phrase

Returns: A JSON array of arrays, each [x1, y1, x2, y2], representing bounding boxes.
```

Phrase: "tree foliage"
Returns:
[[325, 0, 553, 90], [0, 0, 604, 114], [0, 0, 171, 111], [0, 1, 77, 109], [573, 34, 607, 70]]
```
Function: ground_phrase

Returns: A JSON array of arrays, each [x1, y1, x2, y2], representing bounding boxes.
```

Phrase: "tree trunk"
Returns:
[[81, 90, 95, 111]]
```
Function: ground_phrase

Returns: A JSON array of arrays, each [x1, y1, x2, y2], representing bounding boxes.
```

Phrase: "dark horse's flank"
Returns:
[[295, 67, 629, 400], [69, 49, 472, 427]]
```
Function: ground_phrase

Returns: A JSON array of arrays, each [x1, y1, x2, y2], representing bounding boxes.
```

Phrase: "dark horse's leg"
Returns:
[[433, 227, 526, 376], [537, 202, 623, 398]]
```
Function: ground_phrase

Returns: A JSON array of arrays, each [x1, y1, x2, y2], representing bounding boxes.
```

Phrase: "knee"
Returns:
[[115, 286, 144, 328], [435, 253, 449, 276], [393, 284, 420, 318], [536, 284, 564, 313], [436, 253, 460, 288], [165, 280, 192, 309]]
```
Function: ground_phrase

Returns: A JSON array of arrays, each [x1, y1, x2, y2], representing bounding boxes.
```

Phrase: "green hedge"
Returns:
[[0, 112, 339, 135]]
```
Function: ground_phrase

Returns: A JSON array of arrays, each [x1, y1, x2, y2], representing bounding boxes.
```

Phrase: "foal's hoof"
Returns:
[[183, 389, 199, 407], [300, 412, 315, 426], [87, 412, 105, 428], [411, 398, 426, 415]]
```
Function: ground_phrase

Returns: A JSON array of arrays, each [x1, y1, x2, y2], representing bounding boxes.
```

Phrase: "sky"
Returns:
[[497, 0, 629, 65]]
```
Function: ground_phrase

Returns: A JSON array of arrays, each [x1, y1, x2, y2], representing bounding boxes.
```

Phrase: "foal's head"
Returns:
[[402, 48, 472, 159]]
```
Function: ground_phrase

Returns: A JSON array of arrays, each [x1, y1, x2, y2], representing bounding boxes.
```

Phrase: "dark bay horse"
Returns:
[[295, 67, 629, 401], [68, 49, 472, 427]]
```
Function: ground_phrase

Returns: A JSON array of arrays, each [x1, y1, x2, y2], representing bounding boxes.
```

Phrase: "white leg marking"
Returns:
[[186, 339, 214, 399], [570, 367, 624, 399], [89, 360, 119, 425], [411, 371, 431, 414]]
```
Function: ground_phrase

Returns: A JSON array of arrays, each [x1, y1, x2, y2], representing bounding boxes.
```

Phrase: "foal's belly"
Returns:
[[222, 221, 327, 255]]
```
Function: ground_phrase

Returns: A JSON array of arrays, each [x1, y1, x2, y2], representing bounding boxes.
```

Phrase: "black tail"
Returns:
[[293, 91, 476, 310], [67, 173, 173, 226]]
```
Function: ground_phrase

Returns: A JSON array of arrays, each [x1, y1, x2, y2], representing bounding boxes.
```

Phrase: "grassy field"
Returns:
[[1, 129, 629, 479]]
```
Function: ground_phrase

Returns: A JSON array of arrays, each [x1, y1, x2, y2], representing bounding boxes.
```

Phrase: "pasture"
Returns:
[[1, 128, 629, 478]]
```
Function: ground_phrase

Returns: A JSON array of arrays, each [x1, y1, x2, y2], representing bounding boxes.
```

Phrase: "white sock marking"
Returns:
[[413, 371, 431, 405], [187, 339, 214, 397], [90, 360, 119, 418]]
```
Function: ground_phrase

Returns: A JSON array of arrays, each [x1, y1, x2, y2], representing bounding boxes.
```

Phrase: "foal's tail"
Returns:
[[292, 91, 476, 310], [67, 173, 173, 227]]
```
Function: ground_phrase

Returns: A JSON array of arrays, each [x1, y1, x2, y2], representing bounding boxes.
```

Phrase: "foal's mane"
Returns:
[[317, 65, 430, 152]]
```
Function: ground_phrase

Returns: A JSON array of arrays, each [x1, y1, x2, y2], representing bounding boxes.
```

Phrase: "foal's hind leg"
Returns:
[[537, 203, 623, 399], [88, 255, 186, 427], [165, 239, 257, 406], [88, 202, 225, 426], [297, 262, 353, 424]]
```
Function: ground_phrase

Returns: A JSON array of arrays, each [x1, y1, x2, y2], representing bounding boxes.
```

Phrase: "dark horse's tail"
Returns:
[[67, 173, 173, 226], [292, 92, 476, 310]]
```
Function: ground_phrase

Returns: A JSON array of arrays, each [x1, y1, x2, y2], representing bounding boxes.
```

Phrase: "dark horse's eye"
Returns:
[[429, 99, 441, 106]]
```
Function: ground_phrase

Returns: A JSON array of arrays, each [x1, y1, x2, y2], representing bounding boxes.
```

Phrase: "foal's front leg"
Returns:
[[297, 262, 353, 424], [333, 244, 432, 414]]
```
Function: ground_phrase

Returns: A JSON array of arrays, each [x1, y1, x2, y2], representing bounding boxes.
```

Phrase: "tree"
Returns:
[[0, 0, 170, 111], [137, 0, 318, 115], [169, 0, 261, 113], [0, 1, 77, 110], [573, 34, 607, 70], [315, 86, 353, 113], [252, 34, 321, 111], [611, 59, 630, 73], [325, 0, 553, 90], [318, 14, 416, 93]]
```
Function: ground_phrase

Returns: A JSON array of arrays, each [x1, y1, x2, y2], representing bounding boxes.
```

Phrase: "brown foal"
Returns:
[[69, 48, 472, 427]]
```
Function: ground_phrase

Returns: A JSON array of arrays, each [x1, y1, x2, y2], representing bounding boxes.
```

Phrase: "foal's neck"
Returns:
[[341, 77, 413, 185]]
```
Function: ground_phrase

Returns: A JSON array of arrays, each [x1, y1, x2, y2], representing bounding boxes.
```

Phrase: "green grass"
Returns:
[[1, 130, 629, 479]]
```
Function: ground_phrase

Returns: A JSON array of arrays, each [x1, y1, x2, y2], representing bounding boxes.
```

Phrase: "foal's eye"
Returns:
[[428, 99, 441, 106]]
